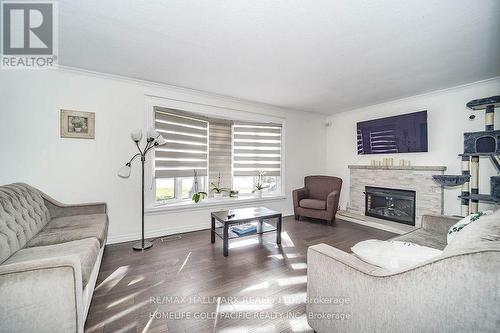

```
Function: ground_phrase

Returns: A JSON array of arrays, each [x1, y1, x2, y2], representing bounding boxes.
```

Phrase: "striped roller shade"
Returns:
[[209, 120, 233, 190], [233, 123, 282, 176], [154, 108, 209, 178]]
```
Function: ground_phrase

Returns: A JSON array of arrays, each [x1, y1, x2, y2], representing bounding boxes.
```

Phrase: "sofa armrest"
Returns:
[[292, 187, 308, 206], [421, 214, 460, 234], [41, 192, 107, 218], [0, 256, 84, 333]]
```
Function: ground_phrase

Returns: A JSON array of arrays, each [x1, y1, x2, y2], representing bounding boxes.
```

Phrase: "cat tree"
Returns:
[[433, 95, 500, 216]]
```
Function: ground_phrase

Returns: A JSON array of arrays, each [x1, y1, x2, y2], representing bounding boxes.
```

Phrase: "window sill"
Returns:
[[145, 194, 287, 215]]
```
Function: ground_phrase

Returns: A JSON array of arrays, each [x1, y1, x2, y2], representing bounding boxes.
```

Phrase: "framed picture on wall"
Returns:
[[60, 109, 95, 139]]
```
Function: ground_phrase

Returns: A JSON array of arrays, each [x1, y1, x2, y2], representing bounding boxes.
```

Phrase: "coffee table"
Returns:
[[211, 207, 282, 256]]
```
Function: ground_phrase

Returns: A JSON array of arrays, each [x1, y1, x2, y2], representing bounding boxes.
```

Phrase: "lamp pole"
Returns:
[[118, 130, 166, 251], [134, 155, 150, 250]]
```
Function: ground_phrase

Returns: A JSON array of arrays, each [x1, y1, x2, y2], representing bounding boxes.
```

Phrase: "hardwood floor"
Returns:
[[85, 216, 395, 333]]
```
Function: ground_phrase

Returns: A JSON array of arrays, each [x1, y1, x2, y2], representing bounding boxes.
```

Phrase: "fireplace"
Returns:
[[365, 186, 416, 226]]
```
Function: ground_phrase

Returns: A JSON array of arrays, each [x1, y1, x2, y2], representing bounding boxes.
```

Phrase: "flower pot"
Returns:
[[254, 190, 263, 199], [213, 192, 223, 199]]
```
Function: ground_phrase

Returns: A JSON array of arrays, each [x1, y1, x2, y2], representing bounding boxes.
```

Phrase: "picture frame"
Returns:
[[60, 109, 95, 139]]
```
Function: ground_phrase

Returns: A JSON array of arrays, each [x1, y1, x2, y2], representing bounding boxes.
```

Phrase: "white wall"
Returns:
[[326, 78, 500, 216], [0, 68, 326, 244]]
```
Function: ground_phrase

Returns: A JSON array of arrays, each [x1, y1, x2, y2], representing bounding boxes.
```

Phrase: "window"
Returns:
[[233, 123, 282, 195], [155, 176, 206, 202], [232, 175, 280, 195], [154, 108, 209, 202], [156, 178, 175, 200], [152, 106, 283, 203]]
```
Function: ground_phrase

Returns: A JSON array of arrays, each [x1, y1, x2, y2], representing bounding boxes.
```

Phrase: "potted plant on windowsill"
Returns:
[[191, 170, 207, 203], [210, 172, 230, 199], [252, 171, 269, 199]]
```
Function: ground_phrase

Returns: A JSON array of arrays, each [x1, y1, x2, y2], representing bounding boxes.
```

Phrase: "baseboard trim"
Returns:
[[106, 223, 209, 245], [106, 211, 294, 245]]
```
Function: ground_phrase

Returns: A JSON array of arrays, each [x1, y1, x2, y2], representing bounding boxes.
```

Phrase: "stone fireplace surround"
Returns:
[[346, 165, 446, 229]]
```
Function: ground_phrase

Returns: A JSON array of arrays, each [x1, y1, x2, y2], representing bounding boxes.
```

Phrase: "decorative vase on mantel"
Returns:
[[213, 192, 223, 200]]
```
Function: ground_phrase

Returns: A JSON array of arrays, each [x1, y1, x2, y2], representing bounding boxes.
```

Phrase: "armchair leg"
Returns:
[[295, 215, 300, 221]]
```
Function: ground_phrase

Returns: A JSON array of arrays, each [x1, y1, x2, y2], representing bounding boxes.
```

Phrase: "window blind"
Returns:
[[233, 123, 282, 176], [154, 108, 208, 178], [209, 120, 233, 191]]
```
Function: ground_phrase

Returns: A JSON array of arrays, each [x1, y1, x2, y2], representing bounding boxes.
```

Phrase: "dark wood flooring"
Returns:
[[85, 217, 395, 333]]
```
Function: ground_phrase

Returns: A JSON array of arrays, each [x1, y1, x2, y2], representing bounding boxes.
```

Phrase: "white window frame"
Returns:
[[144, 95, 286, 210], [155, 176, 208, 204]]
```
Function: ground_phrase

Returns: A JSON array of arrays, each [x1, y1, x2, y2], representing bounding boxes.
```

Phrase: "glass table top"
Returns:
[[211, 206, 281, 223]]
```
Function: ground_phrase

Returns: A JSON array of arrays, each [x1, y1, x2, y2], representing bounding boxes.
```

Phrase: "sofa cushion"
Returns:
[[0, 183, 51, 264], [3, 238, 100, 287], [299, 199, 326, 210], [26, 213, 108, 248], [392, 229, 447, 250]]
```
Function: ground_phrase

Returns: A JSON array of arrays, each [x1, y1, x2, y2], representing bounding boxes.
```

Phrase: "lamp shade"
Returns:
[[130, 130, 143, 142], [147, 129, 158, 140], [155, 134, 167, 146], [118, 164, 131, 178]]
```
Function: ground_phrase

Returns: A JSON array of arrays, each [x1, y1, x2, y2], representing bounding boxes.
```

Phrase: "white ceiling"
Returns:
[[59, 0, 500, 114]]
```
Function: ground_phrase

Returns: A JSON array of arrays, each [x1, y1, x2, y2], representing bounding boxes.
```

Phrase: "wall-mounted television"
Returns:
[[357, 111, 428, 155]]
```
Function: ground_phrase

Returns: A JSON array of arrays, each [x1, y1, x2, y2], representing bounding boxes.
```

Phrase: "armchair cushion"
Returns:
[[299, 199, 326, 210], [3, 238, 100, 287], [26, 213, 108, 248]]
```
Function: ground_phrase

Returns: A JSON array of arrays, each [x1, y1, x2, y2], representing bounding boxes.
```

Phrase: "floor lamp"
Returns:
[[118, 129, 166, 250]]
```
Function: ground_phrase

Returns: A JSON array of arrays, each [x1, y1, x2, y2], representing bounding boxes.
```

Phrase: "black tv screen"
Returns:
[[357, 111, 428, 155]]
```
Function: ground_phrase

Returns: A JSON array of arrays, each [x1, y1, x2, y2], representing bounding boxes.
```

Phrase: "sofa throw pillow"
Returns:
[[447, 210, 493, 244], [351, 239, 442, 271]]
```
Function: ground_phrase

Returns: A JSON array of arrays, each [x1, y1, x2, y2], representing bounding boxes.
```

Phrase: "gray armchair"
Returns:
[[293, 175, 342, 225]]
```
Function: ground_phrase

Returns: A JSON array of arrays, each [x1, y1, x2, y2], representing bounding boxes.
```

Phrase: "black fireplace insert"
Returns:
[[365, 186, 416, 226]]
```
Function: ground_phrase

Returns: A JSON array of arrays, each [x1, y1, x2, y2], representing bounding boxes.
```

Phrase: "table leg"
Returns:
[[276, 215, 282, 245], [257, 218, 263, 234], [223, 224, 229, 256], [211, 216, 215, 243]]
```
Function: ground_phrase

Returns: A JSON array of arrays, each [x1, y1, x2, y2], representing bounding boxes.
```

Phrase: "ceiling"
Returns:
[[59, 0, 500, 114]]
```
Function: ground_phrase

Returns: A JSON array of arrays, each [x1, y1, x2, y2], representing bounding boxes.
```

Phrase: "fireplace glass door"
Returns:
[[365, 186, 416, 226]]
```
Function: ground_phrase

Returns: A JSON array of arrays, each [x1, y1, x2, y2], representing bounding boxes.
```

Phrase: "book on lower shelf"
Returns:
[[231, 224, 257, 236]]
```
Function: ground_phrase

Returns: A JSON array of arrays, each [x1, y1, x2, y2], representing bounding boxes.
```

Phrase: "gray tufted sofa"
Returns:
[[0, 183, 108, 333], [307, 213, 500, 333]]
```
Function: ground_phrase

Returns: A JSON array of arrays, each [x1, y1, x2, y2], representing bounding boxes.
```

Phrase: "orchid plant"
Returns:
[[252, 171, 270, 193], [191, 170, 207, 203], [210, 172, 230, 194]]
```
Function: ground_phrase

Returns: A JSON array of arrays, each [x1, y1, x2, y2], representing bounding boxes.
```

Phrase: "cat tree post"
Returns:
[[485, 104, 495, 131], [470, 156, 479, 213], [461, 155, 470, 216]]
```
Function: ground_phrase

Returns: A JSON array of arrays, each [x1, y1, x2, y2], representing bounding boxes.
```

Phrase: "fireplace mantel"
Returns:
[[348, 165, 446, 171]]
